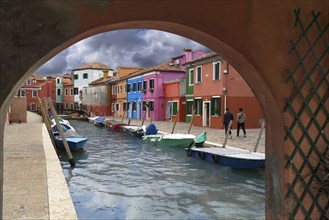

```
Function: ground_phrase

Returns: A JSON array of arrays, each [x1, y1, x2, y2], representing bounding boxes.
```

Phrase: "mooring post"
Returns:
[[47, 98, 75, 167], [254, 120, 265, 152], [222, 120, 232, 148], [38, 97, 58, 153]]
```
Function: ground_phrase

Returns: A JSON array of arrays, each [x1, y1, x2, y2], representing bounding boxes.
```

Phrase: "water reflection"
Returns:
[[59, 120, 265, 220]]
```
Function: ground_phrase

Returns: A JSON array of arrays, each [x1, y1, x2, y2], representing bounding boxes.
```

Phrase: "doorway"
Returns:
[[202, 101, 210, 127]]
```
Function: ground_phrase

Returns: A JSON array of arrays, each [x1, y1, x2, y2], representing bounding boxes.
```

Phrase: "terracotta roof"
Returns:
[[89, 77, 113, 85], [127, 61, 184, 78], [62, 78, 72, 85], [73, 62, 112, 71], [185, 51, 219, 64]]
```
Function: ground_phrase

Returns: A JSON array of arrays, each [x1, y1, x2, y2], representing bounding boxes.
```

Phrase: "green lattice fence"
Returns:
[[284, 9, 328, 219]]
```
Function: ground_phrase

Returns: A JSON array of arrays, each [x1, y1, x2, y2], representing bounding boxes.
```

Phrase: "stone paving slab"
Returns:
[[3, 112, 77, 220]]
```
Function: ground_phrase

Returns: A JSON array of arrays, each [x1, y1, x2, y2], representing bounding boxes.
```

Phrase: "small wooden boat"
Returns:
[[51, 123, 76, 135], [185, 147, 265, 169], [93, 116, 106, 127], [55, 130, 88, 151], [105, 119, 126, 130], [143, 131, 206, 148], [122, 125, 146, 137]]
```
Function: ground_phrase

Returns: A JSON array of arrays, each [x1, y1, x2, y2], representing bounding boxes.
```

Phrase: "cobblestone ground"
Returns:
[[114, 117, 265, 153]]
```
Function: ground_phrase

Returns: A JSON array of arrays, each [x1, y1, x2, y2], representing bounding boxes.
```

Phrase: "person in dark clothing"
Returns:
[[223, 108, 233, 138], [237, 107, 247, 137]]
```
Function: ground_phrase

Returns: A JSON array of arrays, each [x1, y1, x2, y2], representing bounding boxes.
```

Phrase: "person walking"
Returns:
[[237, 107, 247, 137], [223, 108, 233, 139]]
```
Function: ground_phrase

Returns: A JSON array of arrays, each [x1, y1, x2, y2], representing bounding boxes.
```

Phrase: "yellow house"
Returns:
[[109, 66, 143, 117]]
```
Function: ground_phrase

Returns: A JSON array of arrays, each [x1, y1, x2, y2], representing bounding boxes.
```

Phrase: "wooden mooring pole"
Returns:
[[37, 97, 58, 153], [222, 120, 232, 148], [254, 120, 265, 152], [47, 98, 75, 167]]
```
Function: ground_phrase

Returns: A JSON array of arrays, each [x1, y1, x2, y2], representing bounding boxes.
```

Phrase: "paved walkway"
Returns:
[[3, 112, 76, 219], [114, 117, 265, 153]]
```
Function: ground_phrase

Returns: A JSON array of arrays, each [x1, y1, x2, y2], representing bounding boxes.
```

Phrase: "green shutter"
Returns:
[[211, 98, 215, 115], [191, 69, 194, 84], [172, 102, 178, 115], [217, 97, 221, 116]]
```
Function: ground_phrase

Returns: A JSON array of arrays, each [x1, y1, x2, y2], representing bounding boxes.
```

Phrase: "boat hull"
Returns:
[[55, 137, 88, 151], [185, 147, 265, 169]]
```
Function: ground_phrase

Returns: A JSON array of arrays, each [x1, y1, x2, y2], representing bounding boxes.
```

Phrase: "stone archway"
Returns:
[[1, 1, 328, 219]]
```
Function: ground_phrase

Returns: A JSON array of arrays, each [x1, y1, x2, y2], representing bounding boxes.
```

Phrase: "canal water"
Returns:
[[59, 120, 265, 220]]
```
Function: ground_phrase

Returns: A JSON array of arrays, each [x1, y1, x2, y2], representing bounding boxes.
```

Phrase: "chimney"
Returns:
[[184, 48, 192, 62], [103, 70, 109, 78]]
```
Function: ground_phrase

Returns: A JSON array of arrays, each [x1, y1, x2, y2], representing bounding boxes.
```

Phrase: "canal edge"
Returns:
[[42, 124, 78, 219]]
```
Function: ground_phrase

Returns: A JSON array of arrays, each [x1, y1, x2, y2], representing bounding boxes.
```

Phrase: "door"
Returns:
[[203, 101, 210, 127]]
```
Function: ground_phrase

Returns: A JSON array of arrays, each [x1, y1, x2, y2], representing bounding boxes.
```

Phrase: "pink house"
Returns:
[[142, 48, 206, 121]]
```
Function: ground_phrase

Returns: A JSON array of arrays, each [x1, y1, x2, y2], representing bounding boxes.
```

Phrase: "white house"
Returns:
[[72, 63, 113, 109]]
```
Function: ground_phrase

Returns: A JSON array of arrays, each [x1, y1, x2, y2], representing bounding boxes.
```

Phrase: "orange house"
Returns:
[[163, 78, 186, 122], [186, 52, 263, 129]]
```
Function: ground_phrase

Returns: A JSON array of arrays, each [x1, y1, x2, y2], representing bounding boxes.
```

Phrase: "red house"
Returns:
[[185, 52, 263, 129], [17, 74, 56, 111]]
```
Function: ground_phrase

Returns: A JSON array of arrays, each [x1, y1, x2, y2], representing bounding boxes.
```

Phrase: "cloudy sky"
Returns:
[[37, 29, 211, 75]]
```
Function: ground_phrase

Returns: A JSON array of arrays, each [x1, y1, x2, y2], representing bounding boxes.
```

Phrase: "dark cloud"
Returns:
[[36, 29, 210, 75]]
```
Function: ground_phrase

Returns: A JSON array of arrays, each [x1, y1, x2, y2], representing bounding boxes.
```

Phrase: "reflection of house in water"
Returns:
[[185, 52, 263, 129]]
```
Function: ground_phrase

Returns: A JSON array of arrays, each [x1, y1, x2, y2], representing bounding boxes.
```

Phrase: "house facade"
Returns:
[[110, 66, 143, 118], [163, 78, 186, 122], [126, 74, 144, 119], [72, 63, 112, 109], [185, 52, 263, 129], [83, 70, 113, 116], [17, 74, 56, 112]]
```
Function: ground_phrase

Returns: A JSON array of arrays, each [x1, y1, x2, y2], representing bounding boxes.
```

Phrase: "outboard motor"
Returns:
[[145, 124, 158, 135]]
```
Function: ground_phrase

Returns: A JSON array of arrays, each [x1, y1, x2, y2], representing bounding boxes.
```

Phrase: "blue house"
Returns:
[[126, 74, 144, 119]]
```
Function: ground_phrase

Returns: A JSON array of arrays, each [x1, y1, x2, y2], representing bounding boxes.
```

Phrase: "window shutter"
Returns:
[[211, 98, 215, 115], [172, 102, 178, 115], [217, 97, 221, 115]]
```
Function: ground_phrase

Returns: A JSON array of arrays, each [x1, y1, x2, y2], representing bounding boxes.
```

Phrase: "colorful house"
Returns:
[[72, 63, 112, 109], [83, 70, 113, 116], [126, 73, 144, 119], [163, 78, 186, 122], [63, 80, 74, 110], [142, 48, 206, 121], [55, 73, 72, 112], [185, 52, 263, 129], [17, 74, 56, 112], [110, 66, 143, 118]]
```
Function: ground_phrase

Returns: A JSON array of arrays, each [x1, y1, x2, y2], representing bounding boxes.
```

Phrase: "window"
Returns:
[[83, 73, 88, 79], [172, 101, 178, 116], [186, 100, 193, 115], [142, 101, 147, 111], [123, 102, 127, 111], [32, 80, 36, 83], [196, 66, 202, 83], [127, 84, 131, 93], [57, 89, 61, 96], [149, 79, 154, 91], [188, 69, 194, 85], [120, 85, 123, 94], [65, 89, 68, 96], [70, 88, 73, 96], [57, 78, 60, 84], [20, 90, 26, 97], [133, 82, 137, 92], [74, 88, 79, 95], [74, 74, 78, 80], [137, 81, 142, 92], [149, 101, 154, 111], [31, 103, 37, 111], [32, 90, 38, 97], [213, 62, 221, 80], [211, 97, 221, 116], [143, 80, 147, 91], [132, 102, 137, 111], [195, 98, 203, 115], [26, 80, 31, 85]]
